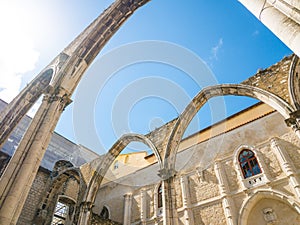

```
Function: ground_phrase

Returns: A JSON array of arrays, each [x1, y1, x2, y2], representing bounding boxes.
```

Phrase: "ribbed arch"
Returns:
[[84, 133, 161, 203], [35, 167, 86, 225], [164, 84, 295, 170]]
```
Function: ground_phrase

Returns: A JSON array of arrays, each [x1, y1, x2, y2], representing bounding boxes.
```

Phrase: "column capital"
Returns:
[[285, 110, 300, 127], [124, 192, 133, 199], [158, 168, 177, 180], [80, 201, 94, 213]]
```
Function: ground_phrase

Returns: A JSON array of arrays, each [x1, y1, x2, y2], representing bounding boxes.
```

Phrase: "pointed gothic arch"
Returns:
[[164, 84, 295, 171], [0, 1, 152, 223], [34, 165, 86, 225], [288, 54, 300, 109], [80, 133, 162, 224], [0, 67, 53, 148]]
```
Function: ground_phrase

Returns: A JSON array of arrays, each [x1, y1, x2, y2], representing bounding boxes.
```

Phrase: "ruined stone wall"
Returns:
[[188, 168, 219, 204], [94, 108, 300, 224], [241, 55, 293, 104], [146, 119, 178, 157], [17, 169, 50, 225], [91, 214, 121, 225], [12, 53, 300, 225], [192, 203, 226, 225]]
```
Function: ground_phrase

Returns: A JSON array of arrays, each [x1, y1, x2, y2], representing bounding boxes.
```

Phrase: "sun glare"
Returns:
[[0, 2, 39, 102]]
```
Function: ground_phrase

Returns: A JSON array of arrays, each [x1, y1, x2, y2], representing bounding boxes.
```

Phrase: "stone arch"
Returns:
[[288, 54, 300, 109], [0, 67, 53, 148], [92, 133, 162, 179], [238, 189, 300, 225], [0, 1, 152, 223], [34, 166, 86, 225], [83, 133, 162, 206], [164, 84, 295, 170], [52, 195, 76, 225]]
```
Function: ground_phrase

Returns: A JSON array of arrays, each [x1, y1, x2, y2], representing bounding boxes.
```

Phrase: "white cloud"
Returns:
[[0, 2, 39, 103], [252, 30, 259, 37], [210, 38, 223, 60]]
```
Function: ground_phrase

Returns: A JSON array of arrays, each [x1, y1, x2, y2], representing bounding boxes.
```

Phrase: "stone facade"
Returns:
[[91, 105, 300, 225], [1, 54, 300, 225], [0, 0, 300, 224]]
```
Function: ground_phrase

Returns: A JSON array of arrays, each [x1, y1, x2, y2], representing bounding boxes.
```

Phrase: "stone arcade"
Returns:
[[0, 0, 300, 225]]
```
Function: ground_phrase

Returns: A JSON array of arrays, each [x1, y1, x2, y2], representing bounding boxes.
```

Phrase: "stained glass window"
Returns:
[[239, 149, 261, 178]]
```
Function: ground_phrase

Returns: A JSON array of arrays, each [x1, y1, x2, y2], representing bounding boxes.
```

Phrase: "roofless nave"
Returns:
[[0, 0, 300, 224]]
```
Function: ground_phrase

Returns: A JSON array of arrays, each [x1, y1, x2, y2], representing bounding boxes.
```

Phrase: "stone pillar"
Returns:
[[180, 175, 194, 225], [159, 168, 179, 225], [123, 193, 133, 225], [271, 137, 300, 198], [291, 124, 300, 140], [77, 172, 104, 225], [0, 92, 70, 225], [214, 161, 237, 225], [78, 201, 94, 225], [266, 0, 300, 24], [140, 189, 147, 225], [238, 0, 300, 57], [0, 0, 151, 224]]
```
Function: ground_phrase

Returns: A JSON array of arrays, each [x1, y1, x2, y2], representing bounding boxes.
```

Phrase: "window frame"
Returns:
[[234, 145, 270, 189], [51, 196, 76, 225], [238, 149, 262, 178]]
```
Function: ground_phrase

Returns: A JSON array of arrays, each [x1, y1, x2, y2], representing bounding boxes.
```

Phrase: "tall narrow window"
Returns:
[[100, 206, 109, 219], [239, 149, 261, 178], [158, 184, 163, 208]]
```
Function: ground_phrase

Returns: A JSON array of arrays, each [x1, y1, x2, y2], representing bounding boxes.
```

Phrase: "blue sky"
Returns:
[[0, 0, 292, 155]]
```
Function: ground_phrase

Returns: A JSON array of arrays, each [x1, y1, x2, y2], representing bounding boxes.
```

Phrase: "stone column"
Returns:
[[0, 92, 70, 225], [271, 137, 300, 198], [180, 175, 194, 225], [140, 189, 147, 225], [123, 193, 133, 225], [214, 161, 237, 225], [77, 172, 103, 225], [0, 0, 151, 224], [159, 168, 179, 225], [78, 201, 94, 225], [238, 0, 300, 57], [266, 0, 300, 24]]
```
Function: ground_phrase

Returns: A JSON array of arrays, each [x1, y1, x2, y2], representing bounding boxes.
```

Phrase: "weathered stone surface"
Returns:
[[242, 55, 293, 104]]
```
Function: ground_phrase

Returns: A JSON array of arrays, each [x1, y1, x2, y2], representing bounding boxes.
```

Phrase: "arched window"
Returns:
[[239, 149, 261, 178], [158, 184, 163, 208], [51, 201, 68, 225], [51, 196, 75, 225], [100, 206, 109, 219]]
